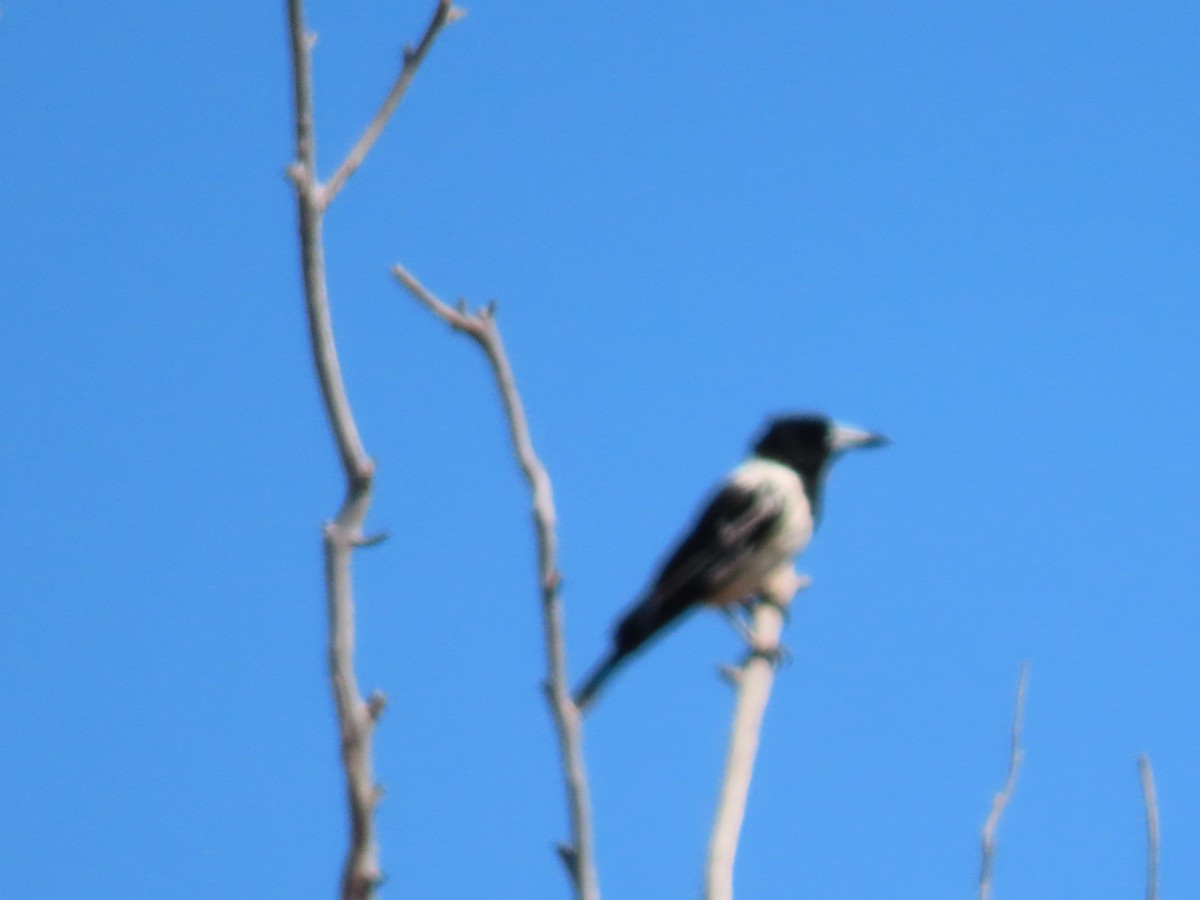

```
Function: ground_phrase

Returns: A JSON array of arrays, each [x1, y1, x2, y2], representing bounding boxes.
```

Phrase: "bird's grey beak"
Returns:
[[829, 423, 890, 452]]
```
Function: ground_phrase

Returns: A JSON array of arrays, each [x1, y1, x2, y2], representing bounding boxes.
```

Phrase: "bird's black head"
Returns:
[[752, 414, 888, 512]]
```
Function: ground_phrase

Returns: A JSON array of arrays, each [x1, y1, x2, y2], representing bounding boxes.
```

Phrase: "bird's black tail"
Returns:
[[573, 648, 627, 713], [574, 591, 694, 712]]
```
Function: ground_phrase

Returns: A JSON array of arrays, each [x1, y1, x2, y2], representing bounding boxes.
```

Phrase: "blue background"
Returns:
[[2, 1, 1196, 897]]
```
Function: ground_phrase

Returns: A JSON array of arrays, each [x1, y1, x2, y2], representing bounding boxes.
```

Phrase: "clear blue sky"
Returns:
[[2, 1, 1197, 897]]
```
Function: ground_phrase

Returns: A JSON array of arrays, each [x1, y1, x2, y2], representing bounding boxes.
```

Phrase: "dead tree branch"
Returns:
[[391, 263, 600, 900], [321, 0, 464, 210], [1138, 753, 1160, 900], [284, 3, 456, 897], [978, 661, 1030, 900], [703, 568, 809, 900]]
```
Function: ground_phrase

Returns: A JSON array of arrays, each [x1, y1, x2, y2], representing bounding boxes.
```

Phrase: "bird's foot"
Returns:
[[747, 640, 792, 668]]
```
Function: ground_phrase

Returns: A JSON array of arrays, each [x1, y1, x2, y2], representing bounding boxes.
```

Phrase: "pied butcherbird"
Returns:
[[573, 414, 887, 712]]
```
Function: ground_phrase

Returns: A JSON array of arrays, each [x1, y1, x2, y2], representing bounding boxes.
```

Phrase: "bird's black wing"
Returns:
[[612, 479, 786, 654], [574, 478, 788, 711]]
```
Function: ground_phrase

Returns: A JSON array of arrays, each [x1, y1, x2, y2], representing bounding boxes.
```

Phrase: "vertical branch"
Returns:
[[286, 3, 371, 476], [285, 3, 383, 897], [284, 3, 457, 897], [703, 568, 808, 900], [978, 661, 1031, 900], [391, 264, 600, 900], [1138, 753, 1160, 900]]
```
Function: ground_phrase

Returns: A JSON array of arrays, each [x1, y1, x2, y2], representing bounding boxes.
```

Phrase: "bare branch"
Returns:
[[322, 511, 383, 900], [286, 2, 317, 184], [320, 0, 464, 210], [392, 263, 600, 900], [285, 1, 457, 895], [978, 661, 1031, 900], [286, 0, 372, 481], [703, 568, 809, 900], [1138, 753, 1160, 900]]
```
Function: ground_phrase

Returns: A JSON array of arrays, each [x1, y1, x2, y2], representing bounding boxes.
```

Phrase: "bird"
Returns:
[[572, 414, 888, 712]]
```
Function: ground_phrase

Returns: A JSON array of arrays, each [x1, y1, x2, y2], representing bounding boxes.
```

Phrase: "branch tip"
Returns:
[[556, 843, 579, 876], [357, 529, 390, 548], [718, 664, 743, 687], [367, 690, 388, 721], [320, 0, 459, 207]]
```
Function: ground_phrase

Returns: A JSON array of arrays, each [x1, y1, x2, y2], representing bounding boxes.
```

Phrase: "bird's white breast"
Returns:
[[728, 456, 814, 577]]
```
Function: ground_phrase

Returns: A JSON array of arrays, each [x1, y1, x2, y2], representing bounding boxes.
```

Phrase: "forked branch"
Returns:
[[284, 2, 457, 897], [703, 568, 809, 900], [392, 263, 600, 900]]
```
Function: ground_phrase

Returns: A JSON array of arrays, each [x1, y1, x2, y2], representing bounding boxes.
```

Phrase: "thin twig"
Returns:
[[319, 0, 463, 210], [285, 2, 455, 896], [392, 263, 600, 900], [978, 661, 1031, 900], [703, 568, 809, 900], [1138, 753, 1160, 900]]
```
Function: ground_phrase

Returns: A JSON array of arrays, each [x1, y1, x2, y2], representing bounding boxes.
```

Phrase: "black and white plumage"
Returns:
[[573, 414, 887, 712]]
